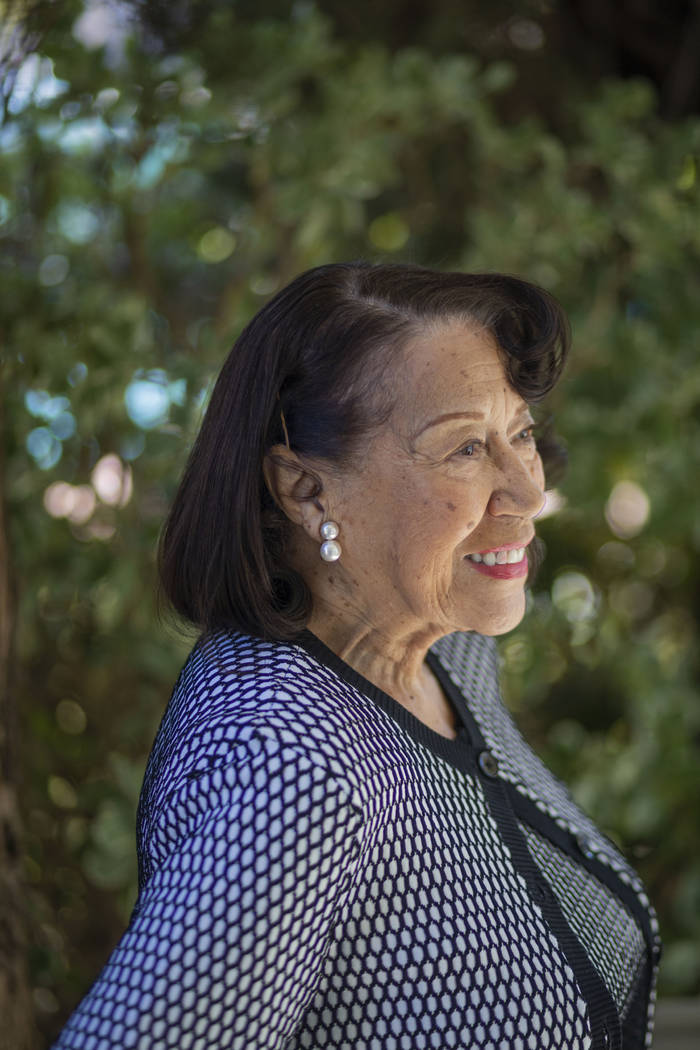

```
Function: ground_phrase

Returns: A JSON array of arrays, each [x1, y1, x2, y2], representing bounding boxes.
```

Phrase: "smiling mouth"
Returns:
[[466, 547, 527, 566], [464, 543, 531, 579]]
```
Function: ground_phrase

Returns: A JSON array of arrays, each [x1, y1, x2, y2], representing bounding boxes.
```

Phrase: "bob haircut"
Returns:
[[159, 261, 570, 639]]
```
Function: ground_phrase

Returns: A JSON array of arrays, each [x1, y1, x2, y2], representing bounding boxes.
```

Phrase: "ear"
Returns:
[[263, 445, 326, 538]]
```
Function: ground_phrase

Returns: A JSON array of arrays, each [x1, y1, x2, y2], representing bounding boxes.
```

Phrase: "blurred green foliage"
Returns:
[[2, 0, 700, 1039]]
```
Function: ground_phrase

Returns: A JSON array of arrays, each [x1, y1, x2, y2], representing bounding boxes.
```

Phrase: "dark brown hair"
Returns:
[[159, 262, 570, 639]]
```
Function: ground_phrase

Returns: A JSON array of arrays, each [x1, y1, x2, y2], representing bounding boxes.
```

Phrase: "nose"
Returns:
[[487, 443, 545, 519]]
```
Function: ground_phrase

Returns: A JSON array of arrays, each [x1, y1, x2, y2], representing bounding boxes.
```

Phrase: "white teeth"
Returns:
[[468, 547, 526, 565]]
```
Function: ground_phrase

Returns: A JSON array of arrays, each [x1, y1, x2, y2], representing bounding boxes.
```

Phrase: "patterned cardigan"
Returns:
[[54, 629, 660, 1050]]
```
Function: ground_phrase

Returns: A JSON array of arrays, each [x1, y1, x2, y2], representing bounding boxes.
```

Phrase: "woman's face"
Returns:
[[321, 320, 546, 638]]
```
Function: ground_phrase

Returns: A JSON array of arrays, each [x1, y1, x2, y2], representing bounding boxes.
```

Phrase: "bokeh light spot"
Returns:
[[83, 521, 117, 542], [250, 274, 279, 297], [72, 1, 131, 63], [507, 17, 545, 50], [50, 411, 77, 440], [43, 482, 96, 523], [25, 391, 71, 420], [68, 362, 88, 386], [552, 571, 597, 622], [609, 580, 655, 622], [48, 775, 78, 809], [8, 54, 69, 114], [182, 86, 212, 107], [67, 485, 97, 524], [56, 201, 101, 244], [44, 482, 75, 517], [33, 987, 60, 1014], [368, 213, 410, 252], [197, 227, 236, 263], [38, 254, 70, 286], [125, 375, 170, 428], [25, 390, 51, 417], [58, 117, 110, 154], [27, 427, 62, 469], [605, 480, 650, 539], [91, 454, 133, 506], [596, 541, 636, 572], [677, 154, 696, 191], [56, 699, 87, 735], [168, 378, 187, 406], [120, 432, 145, 461], [94, 86, 120, 110]]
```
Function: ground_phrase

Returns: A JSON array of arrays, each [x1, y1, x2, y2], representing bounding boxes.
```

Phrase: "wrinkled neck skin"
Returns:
[[308, 592, 443, 696], [299, 548, 461, 739]]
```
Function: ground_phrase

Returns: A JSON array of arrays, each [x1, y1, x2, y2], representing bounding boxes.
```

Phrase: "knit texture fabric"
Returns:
[[53, 629, 660, 1050]]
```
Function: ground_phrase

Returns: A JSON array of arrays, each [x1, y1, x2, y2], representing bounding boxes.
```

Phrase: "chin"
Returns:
[[461, 597, 527, 637]]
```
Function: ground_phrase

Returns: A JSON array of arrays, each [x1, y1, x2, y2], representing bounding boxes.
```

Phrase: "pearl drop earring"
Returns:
[[319, 520, 341, 562]]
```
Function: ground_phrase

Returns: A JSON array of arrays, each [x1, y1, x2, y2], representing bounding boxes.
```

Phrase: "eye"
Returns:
[[457, 440, 483, 458], [515, 425, 536, 444]]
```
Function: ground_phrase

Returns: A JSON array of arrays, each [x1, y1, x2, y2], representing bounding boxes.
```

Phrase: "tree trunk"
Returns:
[[0, 371, 36, 1050]]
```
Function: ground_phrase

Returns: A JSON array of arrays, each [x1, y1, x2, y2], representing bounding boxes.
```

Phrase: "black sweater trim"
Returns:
[[480, 772, 622, 1049], [507, 787, 659, 966]]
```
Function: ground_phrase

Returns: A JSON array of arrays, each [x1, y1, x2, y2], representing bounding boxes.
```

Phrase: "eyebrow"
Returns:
[[414, 406, 532, 438]]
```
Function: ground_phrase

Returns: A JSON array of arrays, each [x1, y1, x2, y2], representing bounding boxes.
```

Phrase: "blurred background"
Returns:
[[1, 1, 700, 1046]]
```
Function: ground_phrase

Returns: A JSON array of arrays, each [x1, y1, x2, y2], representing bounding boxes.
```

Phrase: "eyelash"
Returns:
[[457, 426, 536, 458]]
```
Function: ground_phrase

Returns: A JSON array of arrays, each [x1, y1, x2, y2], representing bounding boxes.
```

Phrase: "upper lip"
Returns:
[[472, 537, 535, 555]]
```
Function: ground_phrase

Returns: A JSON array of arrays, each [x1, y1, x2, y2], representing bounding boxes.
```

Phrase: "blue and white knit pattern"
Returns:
[[53, 629, 658, 1050]]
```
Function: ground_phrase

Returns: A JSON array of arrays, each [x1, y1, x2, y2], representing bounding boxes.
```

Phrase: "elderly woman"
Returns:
[[55, 263, 660, 1050]]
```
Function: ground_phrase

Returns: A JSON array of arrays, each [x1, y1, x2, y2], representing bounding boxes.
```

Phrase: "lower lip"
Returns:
[[465, 554, 529, 579]]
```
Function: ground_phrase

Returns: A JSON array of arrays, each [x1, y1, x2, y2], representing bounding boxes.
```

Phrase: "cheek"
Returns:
[[390, 487, 465, 560]]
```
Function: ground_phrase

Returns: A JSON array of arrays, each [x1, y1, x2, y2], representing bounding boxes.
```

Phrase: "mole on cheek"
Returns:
[[446, 501, 456, 511]]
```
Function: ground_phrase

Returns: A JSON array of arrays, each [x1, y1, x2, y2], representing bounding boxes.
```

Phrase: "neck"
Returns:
[[306, 599, 459, 739], [288, 537, 460, 736], [308, 609, 435, 687]]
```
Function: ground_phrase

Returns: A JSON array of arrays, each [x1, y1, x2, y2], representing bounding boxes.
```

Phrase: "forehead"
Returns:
[[396, 320, 526, 419]]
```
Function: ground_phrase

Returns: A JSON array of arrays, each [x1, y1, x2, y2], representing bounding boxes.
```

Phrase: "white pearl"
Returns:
[[320, 520, 339, 540], [320, 539, 341, 562]]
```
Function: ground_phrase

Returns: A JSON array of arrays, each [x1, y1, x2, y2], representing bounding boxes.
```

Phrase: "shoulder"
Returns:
[[137, 631, 378, 880], [177, 629, 383, 743], [142, 630, 396, 813]]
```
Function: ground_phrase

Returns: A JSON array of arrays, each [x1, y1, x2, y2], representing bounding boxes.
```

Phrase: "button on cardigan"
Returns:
[[53, 629, 660, 1050]]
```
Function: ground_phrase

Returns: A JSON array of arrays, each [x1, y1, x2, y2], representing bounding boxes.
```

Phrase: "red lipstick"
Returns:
[[466, 555, 529, 579]]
